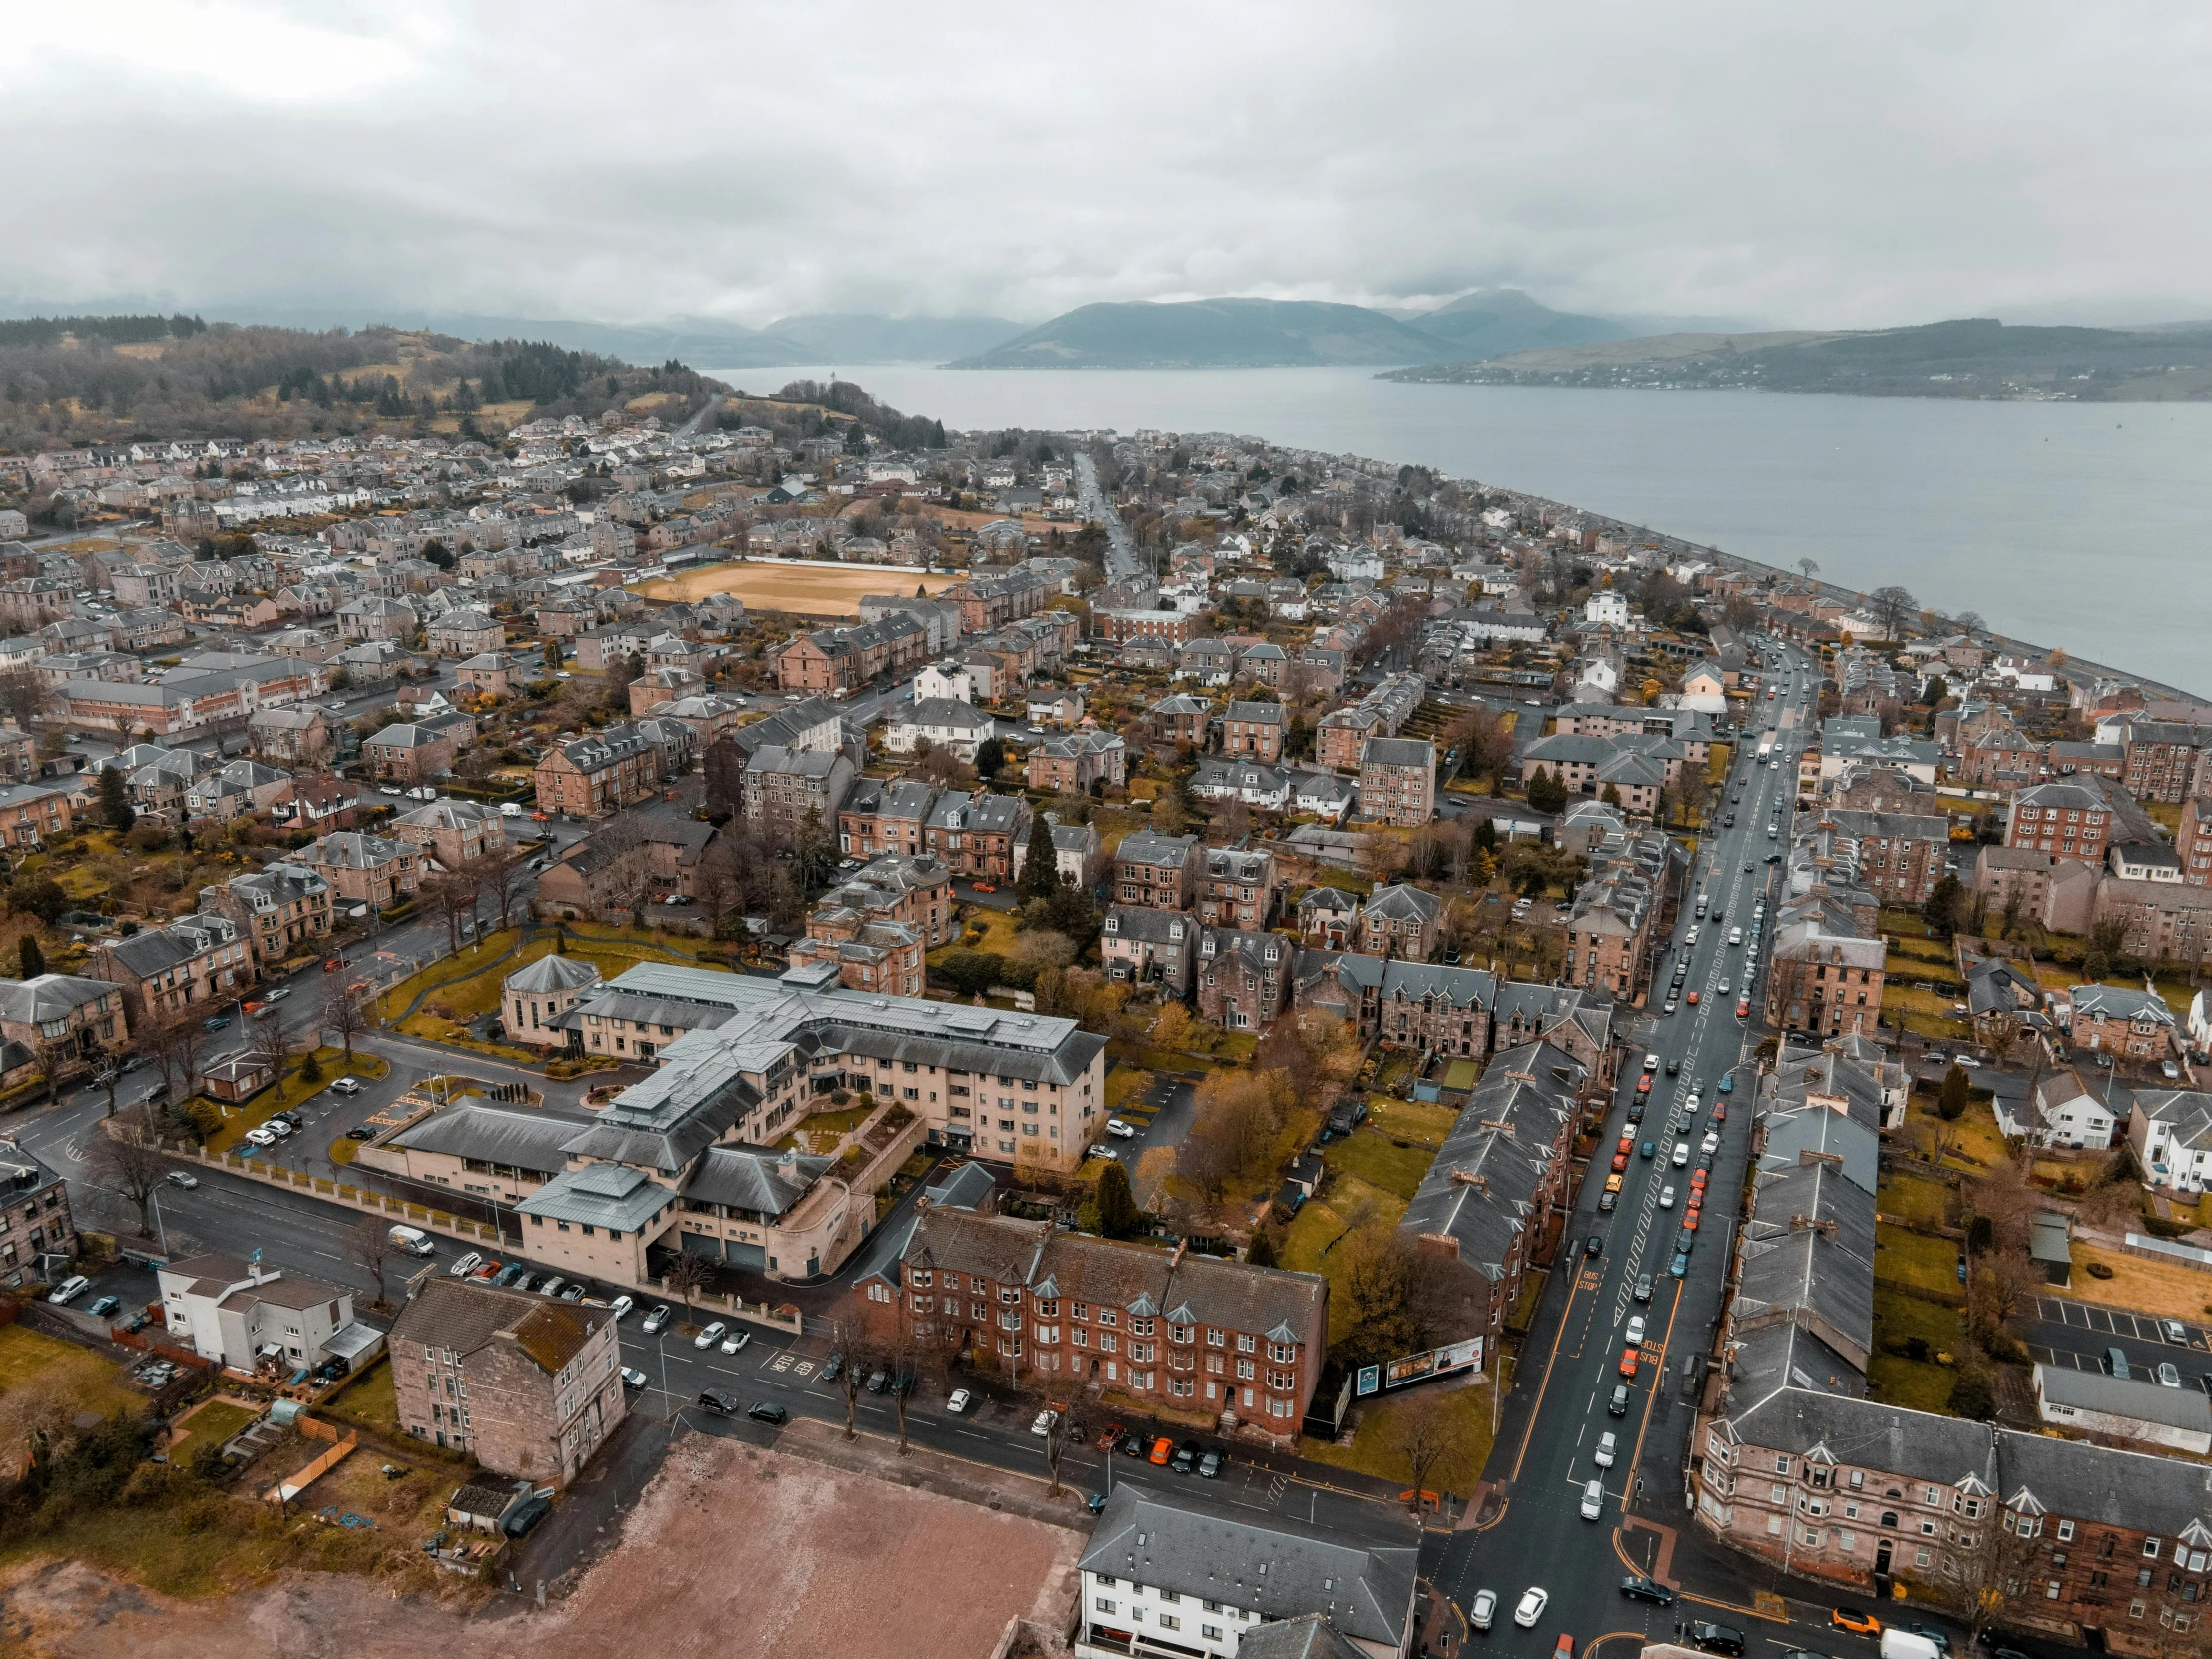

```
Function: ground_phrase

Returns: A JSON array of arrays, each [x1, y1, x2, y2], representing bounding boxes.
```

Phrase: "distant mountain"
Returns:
[[755, 313, 1022, 362], [950, 298, 1465, 369], [1380, 317, 2212, 401], [1390, 288, 1631, 358]]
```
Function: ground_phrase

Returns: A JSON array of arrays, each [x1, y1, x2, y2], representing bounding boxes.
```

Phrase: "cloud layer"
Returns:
[[5, 1, 2208, 329]]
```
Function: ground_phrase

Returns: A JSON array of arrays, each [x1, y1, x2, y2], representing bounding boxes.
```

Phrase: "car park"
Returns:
[[1514, 1588, 1549, 1628], [642, 1305, 671, 1334], [693, 1321, 727, 1349], [949, 1388, 972, 1413]]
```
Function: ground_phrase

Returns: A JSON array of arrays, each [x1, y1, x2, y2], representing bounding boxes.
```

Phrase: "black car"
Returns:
[[747, 1401, 789, 1425], [1584, 1234, 1603, 1258], [1633, 1274, 1654, 1303], [1171, 1438, 1201, 1474], [821, 1352, 842, 1383], [698, 1388, 740, 1416], [1665, 1059, 1680, 1076], [1690, 1623, 1747, 1657], [502, 1494, 551, 1537], [1598, 1191, 1617, 1213], [346, 1126, 374, 1140], [1625, 1102, 1644, 1124], [1118, 1431, 1146, 1458], [1620, 1575, 1676, 1606]]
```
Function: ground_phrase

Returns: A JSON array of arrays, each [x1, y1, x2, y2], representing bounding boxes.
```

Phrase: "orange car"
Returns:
[[1612, 1151, 1630, 1172], [1148, 1436, 1173, 1465], [1619, 1347, 1640, 1380], [972, 882, 998, 894]]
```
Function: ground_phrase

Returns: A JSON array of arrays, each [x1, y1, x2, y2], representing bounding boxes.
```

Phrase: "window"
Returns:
[[1915, 1548, 1931, 1569], [2149, 1540, 2164, 1560], [1158, 1615, 1180, 1632], [1094, 1599, 1116, 1615], [2059, 1520, 2076, 1543]]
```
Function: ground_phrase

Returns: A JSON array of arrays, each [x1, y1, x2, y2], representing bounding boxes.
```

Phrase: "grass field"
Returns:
[[1904, 1098, 2007, 1173], [1326, 1127, 1440, 1203], [1299, 1371, 1500, 1494], [2072, 1243, 2212, 1319], [379, 926, 708, 1032], [173, 1397, 261, 1453], [1282, 1173, 1407, 1347], [1869, 1291, 1962, 1413], [1105, 1066, 1155, 1111], [1879, 1170, 1954, 1229], [0, 1324, 142, 1418], [1875, 1223, 1964, 1299], [635, 559, 964, 615], [316, 1355, 400, 1437], [1365, 1096, 1458, 1145]]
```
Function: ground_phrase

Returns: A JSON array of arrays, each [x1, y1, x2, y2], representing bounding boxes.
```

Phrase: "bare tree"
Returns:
[[1392, 1390, 1457, 1523], [84, 1107, 168, 1238], [483, 849, 527, 933], [661, 1249, 714, 1328], [424, 872, 475, 956], [830, 1315, 869, 1441], [1869, 584, 1917, 641], [325, 986, 369, 1065], [348, 1212, 396, 1311], [1945, 1501, 2041, 1643], [1043, 1397, 1075, 1497], [148, 1013, 208, 1104], [692, 836, 739, 939]]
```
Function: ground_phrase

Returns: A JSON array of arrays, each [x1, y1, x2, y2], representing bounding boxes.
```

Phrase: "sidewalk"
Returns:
[[776, 1415, 1098, 1531]]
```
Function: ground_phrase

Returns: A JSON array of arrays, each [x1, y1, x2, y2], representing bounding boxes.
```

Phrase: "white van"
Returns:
[[1580, 1478, 1605, 1520], [499, 802, 524, 818], [388, 1225, 436, 1257]]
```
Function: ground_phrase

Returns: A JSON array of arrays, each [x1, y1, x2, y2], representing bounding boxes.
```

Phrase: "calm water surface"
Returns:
[[705, 363, 2212, 694]]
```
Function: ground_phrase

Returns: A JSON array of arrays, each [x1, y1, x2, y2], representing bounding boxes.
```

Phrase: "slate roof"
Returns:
[[680, 1145, 835, 1219], [1081, 1483, 1415, 1650], [505, 954, 603, 996], [388, 1103, 580, 1177], [1398, 1039, 1581, 1280]]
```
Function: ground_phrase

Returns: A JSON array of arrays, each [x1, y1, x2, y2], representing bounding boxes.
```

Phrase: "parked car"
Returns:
[[1170, 1439, 1200, 1474], [642, 1305, 672, 1335], [448, 1252, 484, 1279], [719, 1329, 749, 1354], [1831, 1608, 1882, 1636], [693, 1321, 728, 1350], [866, 1368, 890, 1393], [821, 1352, 842, 1382], [1198, 1448, 1225, 1479], [747, 1401, 789, 1425], [620, 1367, 648, 1389], [502, 1495, 550, 1537], [329, 1077, 363, 1095], [1148, 1436, 1173, 1465], [345, 1126, 374, 1140], [697, 1389, 739, 1415], [948, 1388, 972, 1414], [1633, 1275, 1653, 1303], [1032, 1408, 1059, 1437], [244, 1127, 277, 1148], [1106, 1118, 1138, 1139], [87, 1295, 120, 1318]]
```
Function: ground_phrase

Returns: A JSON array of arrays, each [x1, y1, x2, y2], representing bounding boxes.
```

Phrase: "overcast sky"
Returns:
[[5, 1, 2208, 331]]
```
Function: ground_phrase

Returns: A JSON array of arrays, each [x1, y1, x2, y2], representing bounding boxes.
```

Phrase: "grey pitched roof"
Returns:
[[680, 1145, 834, 1219], [389, 1103, 580, 1177], [504, 953, 604, 996], [1080, 1483, 1415, 1649], [1398, 1040, 1581, 1279], [0, 973, 118, 1023]]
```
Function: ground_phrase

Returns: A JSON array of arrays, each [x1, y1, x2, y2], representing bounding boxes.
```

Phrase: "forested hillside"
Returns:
[[0, 316, 726, 448]]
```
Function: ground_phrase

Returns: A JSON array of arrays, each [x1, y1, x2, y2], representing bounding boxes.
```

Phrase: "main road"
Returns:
[[1431, 645, 1897, 1657]]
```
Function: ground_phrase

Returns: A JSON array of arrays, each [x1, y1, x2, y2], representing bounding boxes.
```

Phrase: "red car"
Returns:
[[1736, 998, 1751, 1018], [1686, 990, 1701, 1005], [972, 882, 998, 894], [1095, 1421, 1123, 1451], [1612, 1151, 1630, 1172]]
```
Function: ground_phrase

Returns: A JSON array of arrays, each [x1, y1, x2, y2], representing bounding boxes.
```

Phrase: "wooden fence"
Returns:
[[265, 1425, 358, 1505]]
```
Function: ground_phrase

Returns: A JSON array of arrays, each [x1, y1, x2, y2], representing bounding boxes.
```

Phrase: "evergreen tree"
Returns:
[[17, 935, 43, 979], [1245, 1230, 1279, 1268], [1018, 811, 1059, 901], [1922, 873, 1962, 936], [96, 766, 134, 833], [1094, 1161, 1141, 1239], [1939, 1064, 1972, 1122]]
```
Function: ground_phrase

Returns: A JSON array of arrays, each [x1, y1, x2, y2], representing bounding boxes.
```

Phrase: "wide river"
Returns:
[[701, 363, 2212, 696]]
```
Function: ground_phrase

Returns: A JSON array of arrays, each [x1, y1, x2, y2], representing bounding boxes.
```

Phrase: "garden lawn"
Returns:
[[2071, 1244, 2212, 1319], [1875, 1223, 1964, 1300], [1868, 1290, 1963, 1414], [1878, 1170, 1954, 1229], [0, 1324, 142, 1418], [1904, 1098, 2007, 1173], [316, 1356, 401, 1437], [174, 1398, 260, 1453], [1105, 1066, 1155, 1112], [1366, 1096, 1456, 1145], [381, 928, 708, 1027], [1326, 1128, 1439, 1204], [1281, 1173, 1407, 1347], [1299, 1372, 1500, 1494]]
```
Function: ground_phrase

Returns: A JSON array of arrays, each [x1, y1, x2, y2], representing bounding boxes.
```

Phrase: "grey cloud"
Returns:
[[3, 1, 2208, 329]]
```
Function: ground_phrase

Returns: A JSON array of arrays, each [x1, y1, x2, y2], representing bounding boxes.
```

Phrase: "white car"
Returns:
[[1581, 1478, 1605, 1520], [1626, 1315, 1647, 1346], [1593, 1431, 1617, 1468], [262, 987, 292, 1004], [620, 1367, 648, 1389], [694, 1321, 728, 1350], [499, 802, 524, 818], [449, 1252, 484, 1279], [948, 1388, 971, 1414], [1685, 1092, 1702, 1113], [329, 1077, 363, 1095], [609, 1295, 634, 1321], [1470, 1589, 1497, 1631], [1513, 1587, 1549, 1628], [266, 1118, 294, 1138], [1031, 1408, 1058, 1437], [719, 1330, 750, 1355], [1088, 1145, 1118, 1161], [1643, 1053, 1662, 1073], [1701, 1133, 1720, 1155], [1684, 928, 1700, 946], [1659, 1185, 1676, 1209], [1717, 978, 1731, 995], [641, 1305, 671, 1335], [164, 1170, 199, 1189], [46, 1275, 90, 1305], [1106, 1118, 1138, 1139], [1672, 1142, 1690, 1167], [1953, 1055, 1981, 1069], [244, 1126, 278, 1148]]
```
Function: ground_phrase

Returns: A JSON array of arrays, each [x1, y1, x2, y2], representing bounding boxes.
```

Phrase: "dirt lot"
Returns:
[[0, 1433, 1081, 1659], [635, 559, 963, 615]]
